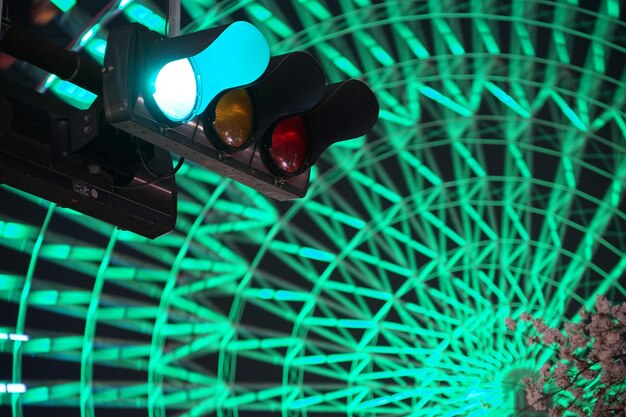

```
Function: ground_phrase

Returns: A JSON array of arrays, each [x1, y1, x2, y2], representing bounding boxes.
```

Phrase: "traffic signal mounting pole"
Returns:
[[168, 0, 181, 37]]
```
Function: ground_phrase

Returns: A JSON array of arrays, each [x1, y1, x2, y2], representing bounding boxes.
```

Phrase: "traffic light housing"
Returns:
[[0, 77, 177, 239], [257, 78, 379, 178], [103, 23, 379, 200]]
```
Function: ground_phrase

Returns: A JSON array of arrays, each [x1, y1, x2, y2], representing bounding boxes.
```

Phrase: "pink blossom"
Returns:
[[581, 363, 598, 380], [612, 303, 626, 325], [515, 295, 626, 416], [532, 317, 549, 334], [596, 295, 611, 315], [505, 317, 517, 331], [553, 362, 570, 389], [578, 308, 589, 320], [570, 405, 586, 416], [520, 312, 532, 322], [543, 328, 565, 345], [527, 335, 540, 346], [592, 313, 612, 334], [565, 322, 587, 350], [568, 387, 583, 398], [549, 406, 564, 417], [507, 296, 626, 417], [559, 345, 574, 361], [525, 380, 546, 410]]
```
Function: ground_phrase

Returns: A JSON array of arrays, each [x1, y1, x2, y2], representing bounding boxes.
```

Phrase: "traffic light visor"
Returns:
[[150, 21, 269, 123]]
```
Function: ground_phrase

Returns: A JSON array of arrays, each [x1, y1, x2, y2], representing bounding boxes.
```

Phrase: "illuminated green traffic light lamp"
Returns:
[[103, 20, 270, 127], [148, 21, 270, 123]]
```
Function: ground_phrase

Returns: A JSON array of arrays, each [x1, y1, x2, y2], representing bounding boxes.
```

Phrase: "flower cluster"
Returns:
[[507, 295, 626, 417]]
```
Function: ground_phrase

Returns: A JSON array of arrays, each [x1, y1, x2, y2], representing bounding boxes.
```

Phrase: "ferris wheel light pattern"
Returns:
[[1, 1, 626, 416]]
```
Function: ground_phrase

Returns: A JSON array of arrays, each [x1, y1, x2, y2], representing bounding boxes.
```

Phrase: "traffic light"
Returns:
[[0, 18, 377, 240], [103, 23, 379, 200]]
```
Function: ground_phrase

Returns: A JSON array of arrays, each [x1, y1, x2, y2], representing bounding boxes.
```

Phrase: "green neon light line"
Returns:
[[50, 0, 76, 13], [418, 85, 473, 116], [12, 203, 55, 417], [80, 229, 118, 416], [149, 180, 230, 417], [124, 3, 166, 33], [551, 90, 588, 131], [484, 81, 531, 118]]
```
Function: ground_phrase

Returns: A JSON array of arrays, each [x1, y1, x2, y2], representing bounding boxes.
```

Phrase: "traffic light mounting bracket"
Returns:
[[0, 77, 178, 239]]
